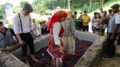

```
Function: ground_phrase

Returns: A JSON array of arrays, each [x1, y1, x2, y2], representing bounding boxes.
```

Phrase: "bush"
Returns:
[[8, 21, 13, 29], [36, 18, 40, 25]]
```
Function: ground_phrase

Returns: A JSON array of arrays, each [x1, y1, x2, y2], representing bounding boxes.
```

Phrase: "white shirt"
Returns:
[[108, 12, 120, 33], [115, 12, 120, 33], [115, 12, 120, 24], [13, 12, 32, 33], [53, 22, 61, 45], [32, 23, 40, 36], [92, 17, 100, 28], [108, 15, 115, 33]]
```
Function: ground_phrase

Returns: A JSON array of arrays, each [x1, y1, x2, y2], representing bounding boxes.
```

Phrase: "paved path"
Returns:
[[99, 57, 120, 67], [98, 46, 120, 67], [0, 53, 7, 67]]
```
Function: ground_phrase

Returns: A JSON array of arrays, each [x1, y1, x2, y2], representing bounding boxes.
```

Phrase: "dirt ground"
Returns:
[[98, 46, 120, 67]]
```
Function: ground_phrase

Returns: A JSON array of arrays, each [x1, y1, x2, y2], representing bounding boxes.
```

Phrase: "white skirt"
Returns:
[[62, 36, 75, 55]]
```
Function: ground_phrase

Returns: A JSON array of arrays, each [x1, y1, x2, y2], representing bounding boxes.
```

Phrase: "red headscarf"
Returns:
[[47, 10, 67, 30], [66, 11, 72, 16]]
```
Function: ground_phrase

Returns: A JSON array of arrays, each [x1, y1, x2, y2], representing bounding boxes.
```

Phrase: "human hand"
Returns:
[[110, 35, 114, 40], [19, 40, 25, 46]]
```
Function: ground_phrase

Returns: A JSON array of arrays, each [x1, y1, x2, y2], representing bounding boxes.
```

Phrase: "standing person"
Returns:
[[40, 20, 49, 35], [92, 12, 102, 34], [106, 9, 113, 30], [32, 19, 40, 37], [100, 8, 110, 27], [13, 3, 39, 63], [73, 11, 77, 19], [73, 11, 79, 30], [78, 12, 83, 31], [82, 11, 90, 32], [62, 11, 75, 55], [100, 11, 109, 35], [47, 10, 67, 67], [108, 9, 113, 19], [103, 4, 120, 58]]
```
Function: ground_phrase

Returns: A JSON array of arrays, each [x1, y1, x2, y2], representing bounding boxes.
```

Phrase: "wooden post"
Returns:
[[100, 0, 104, 5], [68, 0, 71, 10], [102, 0, 104, 4], [89, 0, 92, 10]]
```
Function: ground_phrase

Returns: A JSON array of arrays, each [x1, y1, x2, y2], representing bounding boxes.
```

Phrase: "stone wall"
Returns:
[[0, 31, 105, 67], [12, 35, 49, 59], [0, 54, 28, 67], [74, 31, 97, 42], [74, 31, 105, 67], [0, 35, 49, 67]]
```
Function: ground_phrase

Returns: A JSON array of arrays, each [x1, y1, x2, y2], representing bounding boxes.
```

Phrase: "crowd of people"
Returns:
[[74, 3, 120, 59], [0, 2, 120, 67], [103, 4, 120, 58], [32, 18, 49, 37], [73, 8, 108, 35]]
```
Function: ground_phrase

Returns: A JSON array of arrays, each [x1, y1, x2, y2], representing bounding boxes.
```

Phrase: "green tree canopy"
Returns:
[[32, 0, 110, 13]]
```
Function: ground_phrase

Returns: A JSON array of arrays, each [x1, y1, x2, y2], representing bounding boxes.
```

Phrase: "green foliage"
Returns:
[[89, 0, 120, 17], [0, 5, 5, 19], [12, 0, 27, 13], [32, 0, 68, 13], [8, 21, 13, 29], [36, 18, 40, 25], [13, 6, 21, 13], [20, 0, 27, 7], [32, 0, 110, 13]]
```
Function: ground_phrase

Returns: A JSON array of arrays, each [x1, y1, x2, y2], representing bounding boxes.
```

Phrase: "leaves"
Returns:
[[32, 0, 110, 13]]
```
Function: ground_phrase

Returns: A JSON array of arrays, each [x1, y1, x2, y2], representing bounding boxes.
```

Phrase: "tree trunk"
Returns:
[[89, 0, 92, 10], [101, 0, 104, 4], [68, 0, 70, 10], [100, 0, 104, 5]]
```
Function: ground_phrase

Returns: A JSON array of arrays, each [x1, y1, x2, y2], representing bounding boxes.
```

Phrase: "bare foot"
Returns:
[[60, 46, 64, 53], [60, 49, 64, 53], [72, 53, 76, 55], [25, 60, 29, 65], [32, 58, 40, 62], [23, 58, 30, 67], [31, 55, 40, 63]]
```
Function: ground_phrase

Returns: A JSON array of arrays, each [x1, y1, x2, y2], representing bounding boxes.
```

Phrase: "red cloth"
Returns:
[[48, 35, 64, 58], [47, 10, 67, 30], [47, 10, 67, 61], [48, 26, 65, 60]]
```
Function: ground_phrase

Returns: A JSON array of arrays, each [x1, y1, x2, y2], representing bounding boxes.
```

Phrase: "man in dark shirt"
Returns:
[[0, 21, 17, 48]]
